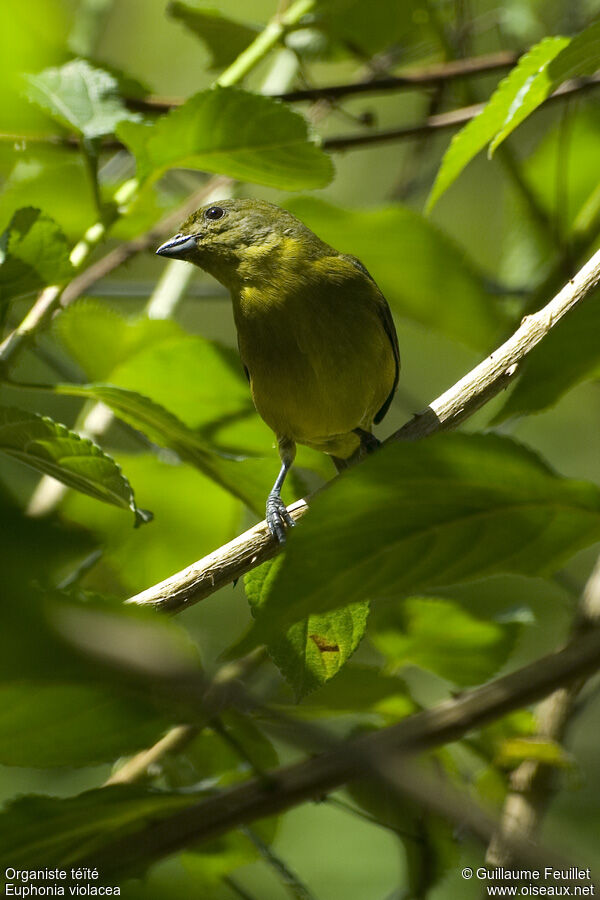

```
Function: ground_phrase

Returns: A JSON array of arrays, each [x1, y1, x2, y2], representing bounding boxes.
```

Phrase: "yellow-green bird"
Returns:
[[157, 199, 399, 543]]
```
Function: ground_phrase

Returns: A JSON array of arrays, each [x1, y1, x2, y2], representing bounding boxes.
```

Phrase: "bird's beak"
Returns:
[[155, 233, 199, 259]]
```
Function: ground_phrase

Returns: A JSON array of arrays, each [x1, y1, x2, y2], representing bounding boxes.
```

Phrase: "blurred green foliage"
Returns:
[[0, 0, 600, 897]]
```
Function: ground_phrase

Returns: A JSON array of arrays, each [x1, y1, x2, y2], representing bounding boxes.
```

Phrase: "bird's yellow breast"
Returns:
[[231, 249, 397, 458]]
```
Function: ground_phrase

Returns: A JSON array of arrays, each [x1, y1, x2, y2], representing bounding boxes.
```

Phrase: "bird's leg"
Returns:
[[353, 427, 381, 453], [266, 439, 296, 544]]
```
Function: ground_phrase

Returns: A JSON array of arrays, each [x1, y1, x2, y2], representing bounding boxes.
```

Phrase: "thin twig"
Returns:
[[242, 827, 318, 900], [223, 875, 260, 900], [104, 650, 268, 786], [124, 51, 519, 112], [104, 725, 199, 786], [321, 75, 600, 152], [125, 244, 600, 614]]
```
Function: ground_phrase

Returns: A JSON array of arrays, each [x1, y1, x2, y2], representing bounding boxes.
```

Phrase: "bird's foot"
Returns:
[[266, 492, 295, 544]]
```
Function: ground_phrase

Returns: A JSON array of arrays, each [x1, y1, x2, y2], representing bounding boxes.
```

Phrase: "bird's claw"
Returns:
[[266, 493, 295, 544]]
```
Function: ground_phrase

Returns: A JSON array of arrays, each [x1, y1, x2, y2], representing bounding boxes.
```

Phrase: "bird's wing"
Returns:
[[373, 289, 400, 424], [347, 256, 400, 425]]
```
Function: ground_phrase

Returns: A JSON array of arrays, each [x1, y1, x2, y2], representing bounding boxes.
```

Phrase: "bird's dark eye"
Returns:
[[204, 206, 225, 221]]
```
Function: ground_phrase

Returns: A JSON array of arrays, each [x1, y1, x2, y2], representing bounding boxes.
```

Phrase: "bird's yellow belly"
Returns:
[[236, 293, 396, 458]]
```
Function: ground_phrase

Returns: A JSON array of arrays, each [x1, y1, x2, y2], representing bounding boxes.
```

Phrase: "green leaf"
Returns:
[[0, 405, 148, 524], [285, 197, 505, 349], [54, 383, 275, 515], [54, 299, 183, 381], [118, 86, 334, 190], [55, 303, 276, 457], [429, 21, 600, 209], [0, 207, 74, 303], [489, 21, 600, 155], [61, 453, 241, 595], [243, 433, 600, 644], [168, 1, 259, 69], [427, 37, 568, 211], [371, 597, 521, 686], [546, 19, 600, 83], [492, 286, 600, 421], [0, 786, 201, 873], [23, 58, 140, 138], [0, 683, 173, 767], [495, 736, 572, 769], [245, 559, 369, 699], [297, 664, 414, 717]]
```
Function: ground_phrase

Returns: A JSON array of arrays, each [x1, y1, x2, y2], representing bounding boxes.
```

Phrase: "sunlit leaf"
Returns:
[[243, 433, 600, 645], [429, 21, 600, 209], [23, 58, 140, 138], [0, 406, 148, 524], [495, 736, 572, 768], [427, 37, 568, 210], [489, 21, 600, 154], [245, 558, 369, 699], [0, 206, 74, 303], [168, 1, 259, 69], [118, 86, 334, 190]]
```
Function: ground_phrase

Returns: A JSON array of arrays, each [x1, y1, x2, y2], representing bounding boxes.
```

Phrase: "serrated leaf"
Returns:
[[493, 287, 600, 421], [24, 58, 140, 138], [0, 406, 147, 524], [427, 37, 568, 210], [429, 21, 600, 209], [489, 21, 600, 155], [0, 683, 172, 767], [245, 558, 369, 699], [285, 197, 505, 349], [0, 207, 74, 303], [168, 1, 259, 69], [242, 433, 600, 646], [371, 597, 521, 686], [54, 382, 275, 515], [117, 86, 334, 190]]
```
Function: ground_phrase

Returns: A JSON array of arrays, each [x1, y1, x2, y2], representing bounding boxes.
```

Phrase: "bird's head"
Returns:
[[156, 198, 320, 288]]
